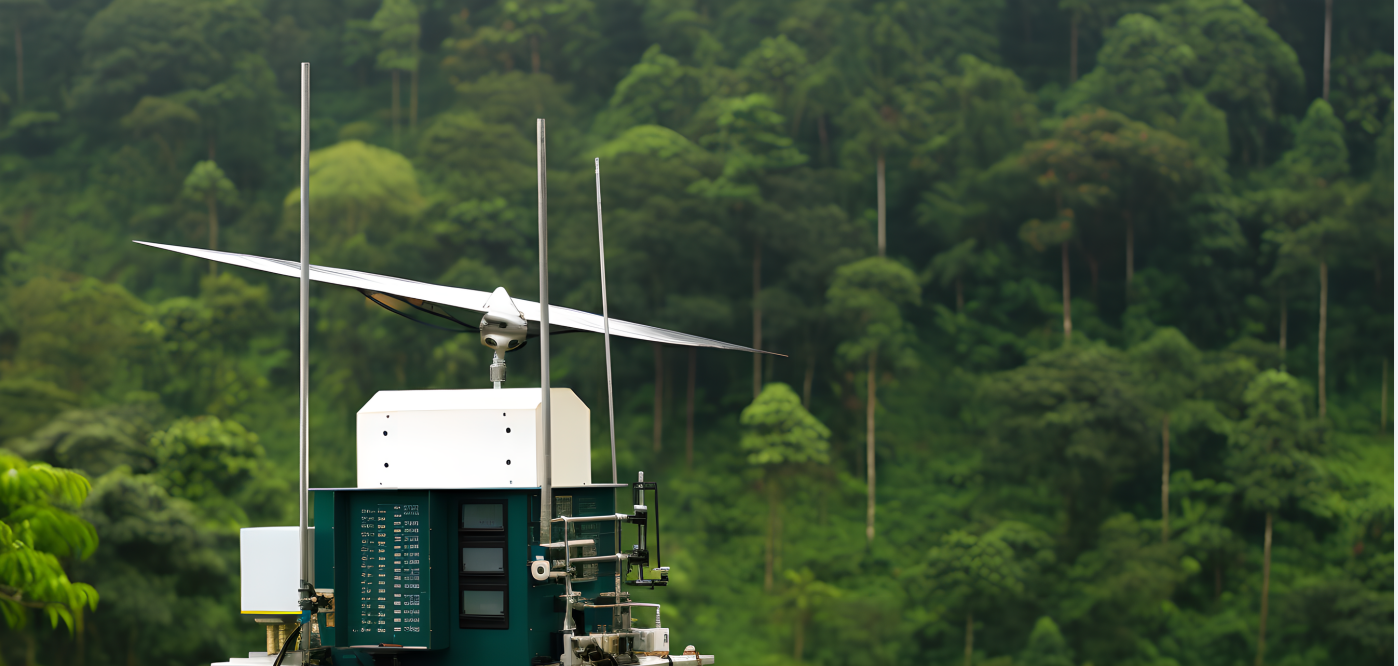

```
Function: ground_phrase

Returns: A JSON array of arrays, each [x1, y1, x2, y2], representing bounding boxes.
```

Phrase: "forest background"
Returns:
[[0, 0, 1392, 665]]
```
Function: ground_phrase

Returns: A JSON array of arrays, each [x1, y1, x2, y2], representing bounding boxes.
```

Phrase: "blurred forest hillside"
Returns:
[[0, 1, 1392, 665]]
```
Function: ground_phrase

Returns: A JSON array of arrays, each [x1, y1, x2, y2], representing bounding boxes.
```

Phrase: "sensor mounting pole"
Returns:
[[297, 62, 312, 595], [537, 119, 552, 546], [595, 158, 618, 485]]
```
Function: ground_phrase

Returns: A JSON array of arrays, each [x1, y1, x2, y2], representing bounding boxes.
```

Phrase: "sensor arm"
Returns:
[[133, 241, 784, 356]]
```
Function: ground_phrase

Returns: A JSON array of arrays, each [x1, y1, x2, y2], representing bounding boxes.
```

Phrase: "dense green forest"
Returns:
[[0, 0, 1392, 665]]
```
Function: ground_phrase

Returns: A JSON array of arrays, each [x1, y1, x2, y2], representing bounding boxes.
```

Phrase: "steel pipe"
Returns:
[[551, 513, 629, 524]]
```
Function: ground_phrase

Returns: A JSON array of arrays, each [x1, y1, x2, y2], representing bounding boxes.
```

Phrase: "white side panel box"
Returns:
[[634, 628, 670, 653], [241, 526, 312, 615], [357, 388, 591, 489]]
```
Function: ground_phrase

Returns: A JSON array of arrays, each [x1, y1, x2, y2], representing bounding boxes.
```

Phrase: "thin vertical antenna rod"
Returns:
[[595, 158, 618, 485], [297, 62, 312, 591], [537, 119, 552, 546]]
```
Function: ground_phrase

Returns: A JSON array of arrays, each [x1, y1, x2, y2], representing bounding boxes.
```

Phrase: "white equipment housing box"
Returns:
[[634, 628, 670, 653], [241, 526, 312, 615], [357, 388, 592, 489]]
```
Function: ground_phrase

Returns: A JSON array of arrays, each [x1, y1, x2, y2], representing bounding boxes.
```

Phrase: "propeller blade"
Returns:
[[136, 241, 783, 356]]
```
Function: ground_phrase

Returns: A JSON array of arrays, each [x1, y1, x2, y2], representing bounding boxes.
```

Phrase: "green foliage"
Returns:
[[919, 55, 1042, 180], [282, 140, 422, 259], [182, 160, 236, 205], [1257, 99, 1354, 292], [1060, 13, 1230, 155], [148, 273, 278, 417], [915, 521, 1053, 613], [1020, 107, 1216, 234], [370, 0, 420, 73], [148, 416, 282, 527], [1059, 513, 1189, 660], [1280, 99, 1351, 182], [75, 466, 253, 665], [692, 94, 808, 201], [1226, 370, 1325, 513], [1019, 616, 1074, 666], [600, 45, 701, 133], [1130, 326, 1229, 430], [0, 451, 99, 630], [825, 257, 921, 365], [740, 383, 830, 466], [419, 112, 534, 198], [1157, 0, 1303, 160], [982, 343, 1155, 548], [121, 97, 201, 169], [2, 275, 154, 398], [74, 0, 274, 139], [1329, 51, 1394, 137]]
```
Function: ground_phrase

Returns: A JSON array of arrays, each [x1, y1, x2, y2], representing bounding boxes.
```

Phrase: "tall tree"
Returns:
[[1159, 0, 1304, 166], [737, 35, 812, 135], [590, 126, 730, 459], [833, 1, 936, 259], [0, 0, 46, 104], [1058, 0, 1141, 84], [441, 0, 596, 79], [919, 55, 1040, 312], [1226, 370, 1325, 666], [1019, 108, 1213, 301], [691, 93, 806, 397], [1130, 327, 1223, 543], [1018, 213, 1075, 343], [1019, 617, 1075, 666], [826, 257, 920, 543], [841, 88, 907, 258], [740, 383, 830, 591], [75, 0, 275, 160], [1058, 13, 1229, 158], [595, 45, 703, 135], [1259, 100, 1350, 418], [780, 568, 840, 662], [181, 160, 237, 274], [982, 343, 1154, 552], [120, 96, 201, 172], [371, 0, 420, 146], [914, 522, 1053, 666]]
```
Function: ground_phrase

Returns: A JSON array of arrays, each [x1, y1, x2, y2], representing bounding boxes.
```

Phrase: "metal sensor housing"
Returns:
[[479, 311, 527, 351]]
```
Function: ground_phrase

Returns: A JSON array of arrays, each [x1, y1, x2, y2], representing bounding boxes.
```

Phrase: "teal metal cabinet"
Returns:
[[314, 486, 620, 666]]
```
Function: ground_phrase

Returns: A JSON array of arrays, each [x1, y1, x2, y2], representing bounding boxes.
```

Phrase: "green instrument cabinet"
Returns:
[[314, 485, 621, 665]]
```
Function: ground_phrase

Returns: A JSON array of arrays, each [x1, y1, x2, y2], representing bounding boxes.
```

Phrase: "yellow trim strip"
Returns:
[[241, 611, 300, 615]]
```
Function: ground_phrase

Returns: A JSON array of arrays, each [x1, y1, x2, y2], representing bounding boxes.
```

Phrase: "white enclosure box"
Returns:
[[634, 628, 670, 653], [241, 526, 312, 615], [356, 388, 592, 489]]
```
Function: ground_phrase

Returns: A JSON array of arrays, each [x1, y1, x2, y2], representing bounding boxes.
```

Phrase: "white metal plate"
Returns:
[[356, 388, 591, 489]]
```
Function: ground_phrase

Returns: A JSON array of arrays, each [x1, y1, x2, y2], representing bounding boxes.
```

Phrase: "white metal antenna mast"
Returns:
[[595, 158, 617, 484], [297, 62, 312, 597], [537, 119, 552, 545]]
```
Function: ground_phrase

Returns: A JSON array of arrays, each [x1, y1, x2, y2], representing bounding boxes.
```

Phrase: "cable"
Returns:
[[360, 290, 478, 333], [271, 623, 302, 666]]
